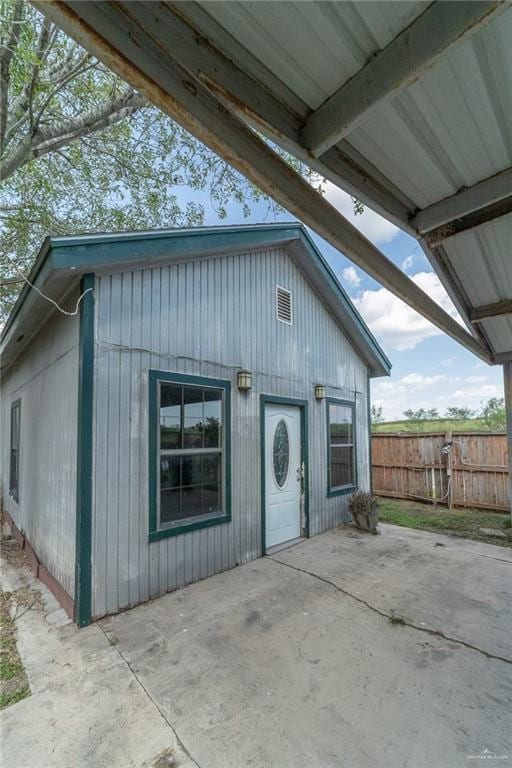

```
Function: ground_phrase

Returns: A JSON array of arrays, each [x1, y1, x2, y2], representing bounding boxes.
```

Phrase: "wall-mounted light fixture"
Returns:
[[237, 370, 252, 391], [314, 384, 326, 400]]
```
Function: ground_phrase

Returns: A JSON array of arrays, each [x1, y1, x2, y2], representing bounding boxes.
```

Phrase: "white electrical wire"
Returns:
[[381, 478, 451, 504], [14, 266, 93, 316], [451, 439, 507, 469]]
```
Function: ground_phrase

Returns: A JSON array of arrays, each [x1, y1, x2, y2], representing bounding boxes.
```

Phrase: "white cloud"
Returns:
[[401, 373, 447, 388], [353, 271, 461, 351], [450, 384, 503, 402], [341, 266, 361, 287], [324, 183, 399, 244], [371, 372, 504, 420], [441, 357, 455, 367], [465, 375, 487, 384], [372, 372, 447, 419], [402, 254, 415, 272], [373, 373, 446, 399]]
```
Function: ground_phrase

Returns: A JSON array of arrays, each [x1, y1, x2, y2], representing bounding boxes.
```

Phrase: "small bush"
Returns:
[[349, 491, 379, 533], [349, 491, 378, 515]]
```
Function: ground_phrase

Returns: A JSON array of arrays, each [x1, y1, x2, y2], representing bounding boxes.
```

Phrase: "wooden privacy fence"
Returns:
[[372, 432, 509, 512]]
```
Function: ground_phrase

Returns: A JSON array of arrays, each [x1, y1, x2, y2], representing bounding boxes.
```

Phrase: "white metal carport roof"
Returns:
[[35, 0, 512, 366]]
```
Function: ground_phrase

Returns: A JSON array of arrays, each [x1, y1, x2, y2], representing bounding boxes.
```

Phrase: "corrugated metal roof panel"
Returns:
[[39, 0, 512, 361], [480, 315, 512, 355], [197, 1, 428, 109], [346, 10, 512, 207], [444, 216, 512, 308], [442, 214, 512, 354], [194, 0, 512, 360]]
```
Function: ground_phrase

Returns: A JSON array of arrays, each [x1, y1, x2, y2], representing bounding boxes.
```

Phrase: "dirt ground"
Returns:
[[0, 534, 43, 709]]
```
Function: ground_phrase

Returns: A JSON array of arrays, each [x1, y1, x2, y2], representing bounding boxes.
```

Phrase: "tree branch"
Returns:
[[0, 0, 25, 153], [5, 19, 56, 140], [30, 52, 95, 131], [1, 90, 148, 180]]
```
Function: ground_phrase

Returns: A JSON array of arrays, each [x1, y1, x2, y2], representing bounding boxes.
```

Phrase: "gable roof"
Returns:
[[1, 223, 390, 377]]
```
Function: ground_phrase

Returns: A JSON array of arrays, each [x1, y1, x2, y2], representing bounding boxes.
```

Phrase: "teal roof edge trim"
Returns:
[[296, 227, 391, 375]]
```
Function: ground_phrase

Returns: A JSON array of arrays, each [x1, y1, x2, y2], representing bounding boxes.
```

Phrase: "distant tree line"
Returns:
[[371, 398, 506, 431]]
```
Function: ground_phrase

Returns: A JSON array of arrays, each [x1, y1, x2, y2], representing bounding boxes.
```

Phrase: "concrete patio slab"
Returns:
[[0, 547, 195, 768], [99, 525, 512, 768], [2, 523, 511, 768], [273, 523, 512, 660]]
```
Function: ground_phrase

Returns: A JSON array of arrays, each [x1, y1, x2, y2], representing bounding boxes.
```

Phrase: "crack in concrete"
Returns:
[[268, 556, 512, 665], [97, 623, 202, 768], [456, 549, 512, 565]]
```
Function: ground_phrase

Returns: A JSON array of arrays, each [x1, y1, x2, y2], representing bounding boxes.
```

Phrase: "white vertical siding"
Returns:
[[0, 309, 79, 597], [91, 247, 370, 618]]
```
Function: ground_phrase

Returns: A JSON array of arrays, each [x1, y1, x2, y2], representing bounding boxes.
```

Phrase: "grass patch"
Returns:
[[372, 417, 495, 434], [0, 685, 30, 709], [388, 610, 406, 626], [377, 497, 512, 548], [0, 588, 30, 709]]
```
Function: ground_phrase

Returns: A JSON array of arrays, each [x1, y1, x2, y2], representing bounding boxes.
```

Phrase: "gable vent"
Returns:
[[276, 285, 293, 325]]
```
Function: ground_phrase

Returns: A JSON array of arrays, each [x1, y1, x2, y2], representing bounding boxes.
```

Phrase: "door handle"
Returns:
[[296, 465, 304, 482]]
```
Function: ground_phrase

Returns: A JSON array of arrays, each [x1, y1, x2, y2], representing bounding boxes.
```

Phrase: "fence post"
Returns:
[[446, 430, 454, 510], [504, 362, 512, 521]]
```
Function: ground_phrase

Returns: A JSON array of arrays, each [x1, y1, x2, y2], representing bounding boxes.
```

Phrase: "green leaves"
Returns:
[[1, 1, 309, 321]]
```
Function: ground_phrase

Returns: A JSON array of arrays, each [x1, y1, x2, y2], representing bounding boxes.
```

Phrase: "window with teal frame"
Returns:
[[9, 399, 21, 502], [326, 398, 357, 496], [148, 371, 231, 541]]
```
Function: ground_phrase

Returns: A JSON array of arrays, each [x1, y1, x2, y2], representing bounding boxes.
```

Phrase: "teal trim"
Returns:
[[0, 239, 53, 343], [327, 486, 355, 498], [326, 396, 357, 498], [49, 222, 299, 249], [260, 394, 309, 555], [296, 228, 391, 375], [9, 398, 21, 503], [367, 373, 374, 494], [74, 274, 95, 627], [148, 513, 230, 542], [148, 370, 231, 541], [51, 226, 302, 274]]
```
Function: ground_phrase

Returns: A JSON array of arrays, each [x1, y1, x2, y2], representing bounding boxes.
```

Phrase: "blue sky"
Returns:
[[184, 181, 504, 421]]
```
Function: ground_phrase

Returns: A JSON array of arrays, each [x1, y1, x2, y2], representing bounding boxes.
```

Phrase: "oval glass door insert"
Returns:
[[273, 419, 290, 488]]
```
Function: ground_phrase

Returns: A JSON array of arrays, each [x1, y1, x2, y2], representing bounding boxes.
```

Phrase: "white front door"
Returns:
[[264, 403, 302, 549]]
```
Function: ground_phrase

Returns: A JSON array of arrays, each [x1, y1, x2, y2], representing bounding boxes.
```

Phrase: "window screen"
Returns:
[[328, 402, 355, 491], [9, 400, 21, 502], [159, 382, 224, 527]]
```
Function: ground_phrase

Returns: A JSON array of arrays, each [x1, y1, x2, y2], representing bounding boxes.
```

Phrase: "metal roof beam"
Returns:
[[422, 197, 512, 246], [470, 300, 512, 323], [123, 1, 415, 232], [300, 1, 507, 158], [494, 352, 512, 363], [35, 1, 493, 363], [412, 167, 512, 233], [420, 241, 492, 341]]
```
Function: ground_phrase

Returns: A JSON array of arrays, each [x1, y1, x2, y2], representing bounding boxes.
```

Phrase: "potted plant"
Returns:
[[349, 491, 379, 533]]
